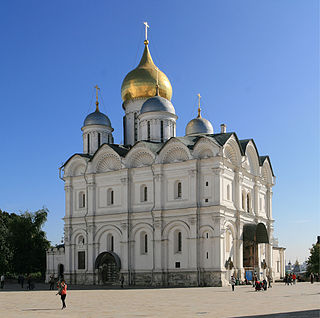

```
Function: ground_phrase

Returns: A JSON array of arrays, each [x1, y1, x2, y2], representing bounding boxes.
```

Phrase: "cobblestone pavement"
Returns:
[[0, 282, 319, 318]]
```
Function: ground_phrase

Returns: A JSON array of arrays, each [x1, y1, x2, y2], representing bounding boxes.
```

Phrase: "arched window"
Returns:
[[98, 133, 101, 147], [178, 231, 182, 252], [141, 185, 148, 202], [175, 231, 182, 253], [242, 191, 245, 210], [160, 120, 164, 142], [227, 184, 230, 201], [87, 134, 90, 153], [247, 193, 250, 212], [107, 234, 114, 252], [107, 189, 114, 205], [79, 192, 86, 208], [147, 121, 150, 141], [140, 232, 148, 254], [144, 234, 148, 253], [175, 181, 182, 199]]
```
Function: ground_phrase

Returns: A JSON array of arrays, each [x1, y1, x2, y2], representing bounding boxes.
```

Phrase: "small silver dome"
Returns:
[[185, 117, 213, 136], [140, 96, 175, 114], [83, 110, 112, 127]]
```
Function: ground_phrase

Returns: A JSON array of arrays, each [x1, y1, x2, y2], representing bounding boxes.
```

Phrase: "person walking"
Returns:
[[310, 273, 314, 284], [57, 279, 67, 309], [267, 274, 272, 288], [0, 275, 4, 289], [49, 275, 55, 290], [230, 275, 236, 291], [292, 273, 296, 284], [120, 274, 124, 288], [20, 275, 24, 288]]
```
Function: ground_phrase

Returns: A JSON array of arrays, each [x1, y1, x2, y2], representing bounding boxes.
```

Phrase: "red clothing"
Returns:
[[292, 274, 296, 280], [61, 283, 67, 295]]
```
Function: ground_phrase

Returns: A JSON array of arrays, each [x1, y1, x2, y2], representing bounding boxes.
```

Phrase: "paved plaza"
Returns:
[[0, 282, 319, 318]]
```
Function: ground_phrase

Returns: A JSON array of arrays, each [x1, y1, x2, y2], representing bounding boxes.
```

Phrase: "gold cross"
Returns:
[[144, 21, 150, 43], [197, 93, 202, 118], [94, 85, 100, 111]]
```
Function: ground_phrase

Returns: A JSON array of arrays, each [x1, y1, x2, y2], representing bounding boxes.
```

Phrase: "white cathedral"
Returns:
[[46, 28, 285, 287]]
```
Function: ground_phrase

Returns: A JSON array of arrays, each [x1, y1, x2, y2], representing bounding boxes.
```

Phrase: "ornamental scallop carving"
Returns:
[[96, 155, 121, 172], [163, 147, 189, 163], [224, 144, 238, 165], [129, 151, 154, 168]]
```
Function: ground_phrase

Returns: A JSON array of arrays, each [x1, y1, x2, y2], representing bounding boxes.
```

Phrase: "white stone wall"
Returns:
[[48, 132, 277, 286]]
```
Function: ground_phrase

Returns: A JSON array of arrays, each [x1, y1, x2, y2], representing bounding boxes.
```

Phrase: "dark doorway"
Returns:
[[58, 264, 64, 279], [242, 223, 269, 272], [95, 252, 121, 284]]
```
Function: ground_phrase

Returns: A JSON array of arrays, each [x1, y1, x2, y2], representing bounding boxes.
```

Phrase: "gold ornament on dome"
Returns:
[[121, 22, 172, 102]]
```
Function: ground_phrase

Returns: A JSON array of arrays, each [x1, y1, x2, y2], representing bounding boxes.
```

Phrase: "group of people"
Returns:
[[230, 274, 273, 291], [284, 273, 297, 285]]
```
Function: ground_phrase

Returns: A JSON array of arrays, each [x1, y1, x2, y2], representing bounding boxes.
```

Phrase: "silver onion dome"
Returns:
[[140, 95, 175, 115], [83, 110, 112, 127], [185, 117, 213, 136]]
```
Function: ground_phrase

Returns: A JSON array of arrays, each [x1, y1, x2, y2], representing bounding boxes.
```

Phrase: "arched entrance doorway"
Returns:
[[95, 252, 121, 284], [58, 264, 64, 279], [243, 223, 269, 279]]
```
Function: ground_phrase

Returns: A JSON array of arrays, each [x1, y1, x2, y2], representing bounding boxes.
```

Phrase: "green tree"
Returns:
[[307, 241, 320, 275], [3, 208, 50, 276], [0, 210, 13, 273]]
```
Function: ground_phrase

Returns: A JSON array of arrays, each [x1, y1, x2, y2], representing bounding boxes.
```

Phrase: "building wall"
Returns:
[[51, 136, 276, 287]]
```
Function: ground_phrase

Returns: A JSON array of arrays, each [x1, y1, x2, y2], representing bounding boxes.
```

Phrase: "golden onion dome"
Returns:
[[121, 41, 172, 102]]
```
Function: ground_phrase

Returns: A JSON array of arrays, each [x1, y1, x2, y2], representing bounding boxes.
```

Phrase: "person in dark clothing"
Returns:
[[49, 275, 55, 290], [120, 274, 124, 288], [57, 279, 67, 309], [20, 275, 24, 288]]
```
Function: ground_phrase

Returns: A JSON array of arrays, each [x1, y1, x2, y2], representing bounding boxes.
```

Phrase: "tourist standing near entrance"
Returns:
[[0, 274, 4, 289], [230, 276, 236, 291], [57, 279, 67, 309]]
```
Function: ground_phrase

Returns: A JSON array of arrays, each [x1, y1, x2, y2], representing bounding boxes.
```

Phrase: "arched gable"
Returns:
[[193, 137, 220, 159], [261, 160, 273, 184], [124, 143, 155, 168], [223, 136, 242, 166], [63, 155, 88, 177], [157, 138, 191, 164], [244, 141, 260, 176], [91, 144, 122, 173]]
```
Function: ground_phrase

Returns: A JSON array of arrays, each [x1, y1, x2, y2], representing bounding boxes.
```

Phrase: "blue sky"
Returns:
[[0, 0, 318, 263]]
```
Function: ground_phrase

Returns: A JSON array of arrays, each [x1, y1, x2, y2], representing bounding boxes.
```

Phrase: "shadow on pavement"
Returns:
[[22, 309, 60, 311], [233, 309, 320, 318]]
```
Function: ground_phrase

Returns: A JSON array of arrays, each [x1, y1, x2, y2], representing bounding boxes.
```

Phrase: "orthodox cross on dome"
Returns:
[[94, 85, 100, 111], [144, 21, 150, 45], [197, 93, 202, 118]]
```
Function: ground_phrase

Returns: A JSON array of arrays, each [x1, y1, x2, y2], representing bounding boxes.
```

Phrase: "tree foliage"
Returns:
[[307, 242, 320, 275], [0, 208, 50, 276]]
